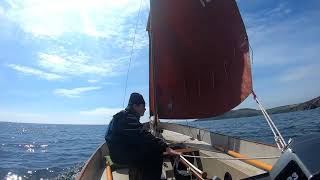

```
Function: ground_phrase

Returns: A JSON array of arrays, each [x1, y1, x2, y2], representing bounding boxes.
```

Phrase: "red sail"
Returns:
[[148, 0, 252, 119]]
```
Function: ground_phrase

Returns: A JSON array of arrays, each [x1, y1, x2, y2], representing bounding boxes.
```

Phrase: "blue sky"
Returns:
[[0, 0, 319, 125]]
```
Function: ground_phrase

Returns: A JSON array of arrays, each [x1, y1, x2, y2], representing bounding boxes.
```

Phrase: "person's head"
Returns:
[[127, 93, 146, 116]]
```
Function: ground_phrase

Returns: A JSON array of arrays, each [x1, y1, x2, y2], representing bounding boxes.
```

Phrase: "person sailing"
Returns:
[[105, 92, 181, 180]]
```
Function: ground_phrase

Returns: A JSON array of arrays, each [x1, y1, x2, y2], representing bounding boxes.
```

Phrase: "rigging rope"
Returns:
[[252, 90, 287, 151], [122, 0, 144, 108], [249, 42, 254, 64]]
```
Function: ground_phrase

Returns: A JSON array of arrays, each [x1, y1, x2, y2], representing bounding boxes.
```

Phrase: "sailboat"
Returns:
[[77, 0, 320, 179]]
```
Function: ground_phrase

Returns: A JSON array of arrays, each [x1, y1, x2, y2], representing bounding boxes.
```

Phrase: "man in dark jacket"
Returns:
[[105, 92, 180, 180]]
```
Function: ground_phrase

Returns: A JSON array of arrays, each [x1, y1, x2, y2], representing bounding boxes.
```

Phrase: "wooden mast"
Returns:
[[148, 1, 160, 135]]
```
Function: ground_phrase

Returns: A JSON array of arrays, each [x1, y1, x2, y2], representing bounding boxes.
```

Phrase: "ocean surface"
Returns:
[[1, 108, 320, 179]]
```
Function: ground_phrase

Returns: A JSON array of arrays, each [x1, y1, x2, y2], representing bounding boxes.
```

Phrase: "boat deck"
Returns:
[[162, 129, 265, 178], [100, 129, 266, 180]]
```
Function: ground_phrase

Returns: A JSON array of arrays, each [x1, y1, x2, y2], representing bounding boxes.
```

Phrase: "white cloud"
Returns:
[[102, 82, 118, 86], [38, 52, 129, 77], [0, 110, 48, 123], [2, 0, 150, 52], [242, 5, 320, 67], [114, 23, 149, 51], [80, 107, 150, 123], [54, 86, 101, 98], [244, 2, 292, 30], [88, 79, 99, 83], [4, 0, 146, 38], [80, 107, 122, 116], [0, 106, 150, 125], [8, 64, 64, 81], [0, 6, 4, 15], [280, 64, 320, 82], [80, 107, 122, 124], [265, 2, 291, 17], [0, 108, 109, 124]]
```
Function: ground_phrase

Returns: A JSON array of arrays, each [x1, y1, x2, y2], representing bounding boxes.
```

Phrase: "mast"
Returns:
[[148, 2, 160, 134]]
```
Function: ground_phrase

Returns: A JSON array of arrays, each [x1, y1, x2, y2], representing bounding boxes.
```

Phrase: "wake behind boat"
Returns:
[[77, 0, 320, 179]]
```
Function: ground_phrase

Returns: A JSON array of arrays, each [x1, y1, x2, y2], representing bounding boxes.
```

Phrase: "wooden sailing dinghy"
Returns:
[[77, 122, 282, 180], [77, 0, 320, 179]]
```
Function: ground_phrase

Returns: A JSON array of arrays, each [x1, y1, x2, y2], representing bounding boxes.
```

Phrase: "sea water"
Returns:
[[0, 108, 319, 179]]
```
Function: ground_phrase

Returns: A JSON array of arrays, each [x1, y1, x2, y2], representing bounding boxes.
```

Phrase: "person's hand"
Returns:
[[165, 147, 182, 156]]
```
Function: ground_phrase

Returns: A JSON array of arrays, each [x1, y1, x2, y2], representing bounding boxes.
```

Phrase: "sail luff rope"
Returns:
[[252, 91, 287, 151], [122, 0, 144, 108], [249, 42, 254, 64]]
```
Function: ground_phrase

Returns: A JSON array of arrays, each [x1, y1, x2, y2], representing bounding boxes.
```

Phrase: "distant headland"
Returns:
[[197, 96, 320, 121]]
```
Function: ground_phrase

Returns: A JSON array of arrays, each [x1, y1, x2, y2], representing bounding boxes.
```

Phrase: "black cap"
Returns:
[[128, 92, 145, 105]]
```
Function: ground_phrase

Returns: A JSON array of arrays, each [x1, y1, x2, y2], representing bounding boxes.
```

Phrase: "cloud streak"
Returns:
[[2, 0, 150, 53], [38, 52, 129, 77], [0, 6, 4, 15], [80, 107, 122, 124], [280, 64, 320, 82], [80, 107, 122, 116], [88, 79, 99, 83], [243, 4, 320, 67], [4, 0, 147, 39], [54, 86, 101, 98], [0, 108, 109, 124], [80, 107, 150, 123], [8, 64, 64, 81]]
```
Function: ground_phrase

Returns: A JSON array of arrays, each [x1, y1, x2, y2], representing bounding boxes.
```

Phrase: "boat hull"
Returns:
[[77, 122, 280, 180]]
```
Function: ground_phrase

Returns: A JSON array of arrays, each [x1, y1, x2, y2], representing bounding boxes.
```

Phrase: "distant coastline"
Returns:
[[197, 96, 320, 121]]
